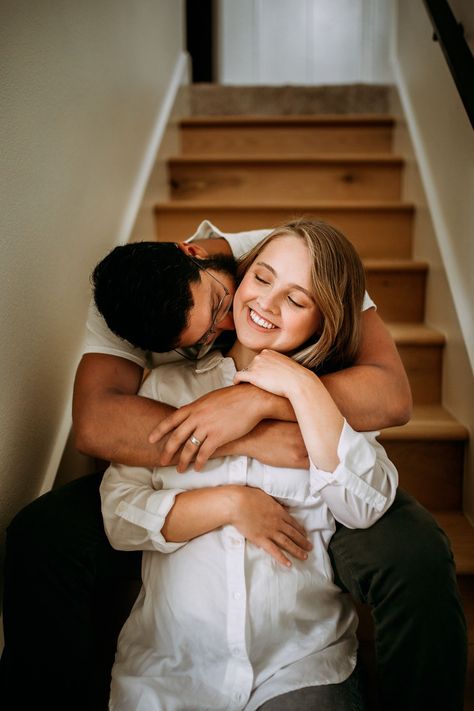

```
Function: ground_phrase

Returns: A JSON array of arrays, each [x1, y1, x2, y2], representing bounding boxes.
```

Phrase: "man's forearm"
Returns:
[[74, 392, 176, 467], [320, 363, 412, 431]]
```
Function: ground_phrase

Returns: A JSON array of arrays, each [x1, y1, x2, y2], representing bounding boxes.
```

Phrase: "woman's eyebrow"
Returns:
[[256, 261, 315, 301]]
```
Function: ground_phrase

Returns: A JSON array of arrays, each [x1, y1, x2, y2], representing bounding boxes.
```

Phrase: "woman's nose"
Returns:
[[257, 293, 278, 314]]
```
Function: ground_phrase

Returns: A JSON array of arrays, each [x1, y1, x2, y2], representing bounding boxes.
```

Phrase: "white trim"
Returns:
[[38, 399, 74, 496], [391, 56, 474, 372], [37, 50, 189, 497]]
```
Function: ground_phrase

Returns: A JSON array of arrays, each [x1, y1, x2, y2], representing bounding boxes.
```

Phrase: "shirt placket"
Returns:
[[223, 456, 253, 709]]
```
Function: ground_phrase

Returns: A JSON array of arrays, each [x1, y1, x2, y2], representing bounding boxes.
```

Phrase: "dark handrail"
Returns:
[[422, 0, 474, 129]]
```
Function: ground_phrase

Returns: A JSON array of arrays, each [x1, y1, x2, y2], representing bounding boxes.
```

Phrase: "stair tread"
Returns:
[[154, 200, 414, 211], [364, 258, 428, 271], [181, 114, 396, 127], [169, 153, 404, 164], [432, 512, 474, 575], [387, 322, 445, 345], [381, 405, 469, 441]]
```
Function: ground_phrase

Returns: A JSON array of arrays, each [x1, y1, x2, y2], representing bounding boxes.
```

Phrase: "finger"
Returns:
[[233, 369, 252, 385], [273, 532, 310, 561], [193, 440, 216, 471], [258, 539, 292, 568], [281, 523, 313, 552], [159, 421, 198, 465], [280, 512, 309, 539], [148, 409, 189, 444], [176, 435, 206, 473]]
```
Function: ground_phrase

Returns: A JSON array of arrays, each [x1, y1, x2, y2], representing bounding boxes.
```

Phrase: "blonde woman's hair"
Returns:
[[237, 219, 366, 374]]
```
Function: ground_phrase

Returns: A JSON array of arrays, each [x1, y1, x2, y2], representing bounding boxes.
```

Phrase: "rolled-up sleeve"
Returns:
[[309, 420, 398, 529], [100, 462, 186, 553]]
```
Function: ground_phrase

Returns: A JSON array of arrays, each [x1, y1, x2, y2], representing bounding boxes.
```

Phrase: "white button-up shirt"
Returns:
[[100, 352, 398, 711]]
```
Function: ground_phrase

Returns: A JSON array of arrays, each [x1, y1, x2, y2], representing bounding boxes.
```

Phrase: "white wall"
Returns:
[[391, 0, 474, 521], [392, 0, 474, 371], [217, 0, 393, 85], [0, 0, 185, 560]]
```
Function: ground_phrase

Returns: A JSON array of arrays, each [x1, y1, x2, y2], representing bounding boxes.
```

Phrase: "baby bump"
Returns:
[[137, 530, 230, 651]]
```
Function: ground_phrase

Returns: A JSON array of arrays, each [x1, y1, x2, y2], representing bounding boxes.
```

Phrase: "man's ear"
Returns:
[[176, 241, 209, 259]]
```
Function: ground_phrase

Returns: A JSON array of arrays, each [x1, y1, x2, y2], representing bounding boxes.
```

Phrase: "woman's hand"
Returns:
[[234, 349, 314, 400], [226, 486, 313, 568]]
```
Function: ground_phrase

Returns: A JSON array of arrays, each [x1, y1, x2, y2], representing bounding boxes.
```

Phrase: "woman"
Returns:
[[100, 220, 398, 710]]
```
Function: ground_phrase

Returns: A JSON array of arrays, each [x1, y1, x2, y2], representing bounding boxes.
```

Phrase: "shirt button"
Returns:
[[234, 691, 244, 702], [233, 591, 242, 600]]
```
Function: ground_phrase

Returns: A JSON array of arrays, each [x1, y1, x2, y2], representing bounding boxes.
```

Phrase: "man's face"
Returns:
[[178, 266, 236, 348]]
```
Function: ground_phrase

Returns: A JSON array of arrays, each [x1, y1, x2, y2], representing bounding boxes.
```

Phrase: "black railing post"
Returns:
[[422, 0, 474, 129]]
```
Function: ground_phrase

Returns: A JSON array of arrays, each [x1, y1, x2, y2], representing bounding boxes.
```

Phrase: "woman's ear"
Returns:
[[176, 241, 209, 259]]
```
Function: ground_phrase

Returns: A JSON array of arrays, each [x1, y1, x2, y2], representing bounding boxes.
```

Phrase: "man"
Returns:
[[0, 222, 467, 711]]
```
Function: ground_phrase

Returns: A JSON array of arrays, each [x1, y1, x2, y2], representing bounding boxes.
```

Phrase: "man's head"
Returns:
[[92, 241, 237, 353]]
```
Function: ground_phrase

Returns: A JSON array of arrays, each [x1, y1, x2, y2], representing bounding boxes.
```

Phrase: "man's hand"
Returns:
[[227, 486, 313, 568], [148, 383, 289, 472]]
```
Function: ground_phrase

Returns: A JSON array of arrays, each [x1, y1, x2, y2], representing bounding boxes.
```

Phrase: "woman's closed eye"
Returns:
[[254, 274, 270, 285], [288, 295, 305, 308]]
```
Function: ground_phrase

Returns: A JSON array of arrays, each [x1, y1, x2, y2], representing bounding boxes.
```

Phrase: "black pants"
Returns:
[[0, 473, 467, 711]]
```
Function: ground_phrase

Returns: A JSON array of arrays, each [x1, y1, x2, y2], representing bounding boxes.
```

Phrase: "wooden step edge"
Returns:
[[180, 114, 396, 127], [364, 259, 429, 271], [387, 322, 445, 346], [154, 201, 415, 213], [380, 406, 469, 442], [168, 154, 405, 165], [431, 511, 474, 575]]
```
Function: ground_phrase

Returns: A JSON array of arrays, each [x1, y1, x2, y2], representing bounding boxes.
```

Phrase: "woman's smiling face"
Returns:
[[233, 234, 321, 355]]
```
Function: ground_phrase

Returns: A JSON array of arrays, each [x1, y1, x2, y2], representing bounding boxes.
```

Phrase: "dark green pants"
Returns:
[[0, 473, 467, 710]]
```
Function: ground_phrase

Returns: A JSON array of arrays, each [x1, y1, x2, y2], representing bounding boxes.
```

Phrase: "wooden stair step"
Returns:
[[364, 259, 427, 323], [381, 405, 468, 441], [181, 114, 396, 126], [154, 201, 414, 259], [180, 114, 395, 155], [380, 406, 468, 510], [388, 323, 444, 405], [168, 154, 404, 202]]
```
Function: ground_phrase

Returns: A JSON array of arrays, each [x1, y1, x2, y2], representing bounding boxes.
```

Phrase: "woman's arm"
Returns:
[[234, 350, 398, 529], [100, 462, 312, 566], [163, 485, 312, 567]]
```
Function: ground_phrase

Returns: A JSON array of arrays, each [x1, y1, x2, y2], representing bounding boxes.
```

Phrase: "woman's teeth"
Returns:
[[249, 309, 276, 330]]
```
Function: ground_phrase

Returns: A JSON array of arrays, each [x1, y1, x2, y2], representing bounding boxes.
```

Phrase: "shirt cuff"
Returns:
[[114, 488, 186, 552], [309, 420, 388, 512]]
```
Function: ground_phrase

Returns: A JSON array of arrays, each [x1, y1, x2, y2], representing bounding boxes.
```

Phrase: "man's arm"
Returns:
[[72, 353, 177, 467], [72, 352, 306, 469], [320, 308, 412, 431]]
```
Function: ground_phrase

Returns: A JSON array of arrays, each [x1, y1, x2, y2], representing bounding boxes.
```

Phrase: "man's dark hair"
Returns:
[[92, 241, 236, 353]]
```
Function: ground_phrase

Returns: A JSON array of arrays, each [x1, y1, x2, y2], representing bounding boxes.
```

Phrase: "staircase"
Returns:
[[153, 105, 474, 707]]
